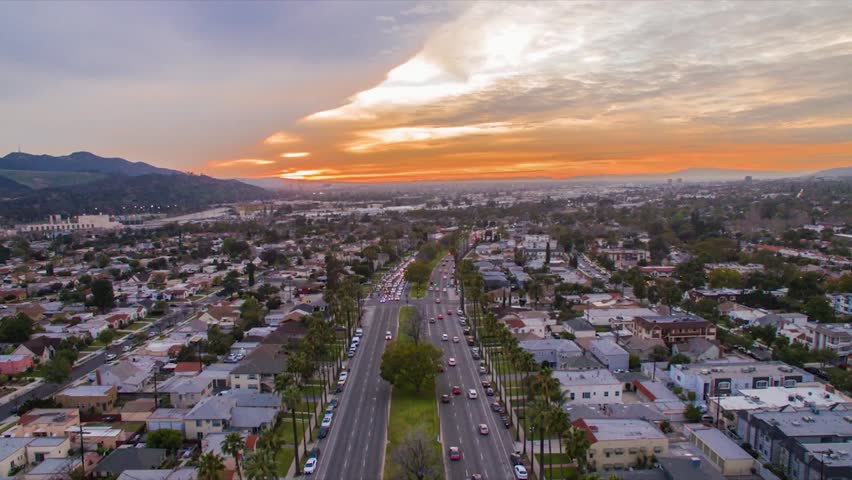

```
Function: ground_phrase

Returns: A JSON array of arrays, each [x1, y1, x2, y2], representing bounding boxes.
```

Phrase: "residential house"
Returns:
[[13, 337, 60, 364], [682, 424, 754, 477], [117, 468, 197, 480], [201, 432, 257, 472], [92, 361, 153, 394], [21, 437, 71, 466], [518, 339, 582, 369], [588, 339, 629, 372], [66, 425, 127, 450], [93, 448, 167, 478], [574, 418, 668, 473], [0, 354, 33, 375], [671, 338, 721, 362], [183, 391, 279, 441], [563, 318, 596, 339], [24, 457, 80, 480], [0, 438, 31, 475], [810, 322, 852, 358], [230, 344, 288, 392], [620, 337, 667, 360], [55, 385, 117, 414], [13, 409, 80, 438], [146, 409, 191, 435], [553, 369, 623, 404], [158, 376, 212, 409]]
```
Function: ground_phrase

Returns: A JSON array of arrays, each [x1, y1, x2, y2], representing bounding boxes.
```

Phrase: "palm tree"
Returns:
[[516, 350, 538, 456], [282, 384, 303, 475], [197, 452, 225, 480], [562, 426, 592, 473], [547, 406, 571, 480], [221, 432, 245, 480], [243, 449, 277, 480], [527, 398, 550, 480]]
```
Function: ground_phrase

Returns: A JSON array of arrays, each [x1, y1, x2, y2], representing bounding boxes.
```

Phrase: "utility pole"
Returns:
[[77, 409, 85, 474], [153, 370, 158, 408]]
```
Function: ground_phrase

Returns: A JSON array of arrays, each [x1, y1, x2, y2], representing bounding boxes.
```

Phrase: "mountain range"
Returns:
[[0, 151, 180, 176]]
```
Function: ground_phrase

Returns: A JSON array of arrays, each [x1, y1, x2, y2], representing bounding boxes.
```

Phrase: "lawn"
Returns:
[[542, 465, 579, 480], [398, 306, 418, 343], [274, 447, 295, 476], [384, 383, 441, 479], [535, 453, 575, 465]]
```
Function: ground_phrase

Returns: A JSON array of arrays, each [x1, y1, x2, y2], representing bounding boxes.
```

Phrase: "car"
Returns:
[[437, 314, 443, 320], [501, 414, 511, 428], [351, 336, 360, 346], [471, 475, 482, 480], [459, 320, 467, 327], [355, 328, 363, 337], [491, 401, 503, 413], [613, 368, 625, 374], [442, 334, 449, 341], [452, 385, 462, 395], [448, 446, 461, 461], [514, 465, 528, 479], [468, 389, 478, 399], [429, 317, 436, 324], [472, 351, 480, 360], [447, 357, 456, 366], [321, 414, 333, 428], [329, 398, 338, 409], [339, 372, 348, 381], [435, 298, 441, 304], [510, 451, 523, 466], [122, 345, 132, 352], [441, 394, 450, 404], [485, 387, 495, 396], [347, 350, 355, 358], [318, 426, 329, 438], [385, 331, 392, 340], [457, 309, 464, 316], [105, 353, 117, 361], [304, 457, 318, 474], [447, 310, 453, 315], [478, 424, 490, 435], [452, 336, 460, 343], [479, 366, 487, 374]]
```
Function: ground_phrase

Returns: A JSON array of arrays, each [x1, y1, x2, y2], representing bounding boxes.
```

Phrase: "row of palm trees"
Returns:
[[458, 259, 592, 480]]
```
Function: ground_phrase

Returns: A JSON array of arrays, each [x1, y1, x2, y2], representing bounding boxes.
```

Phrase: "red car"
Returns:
[[437, 314, 444, 320], [447, 310, 453, 315], [449, 446, 461, 461], [452, 385, 462, 395]]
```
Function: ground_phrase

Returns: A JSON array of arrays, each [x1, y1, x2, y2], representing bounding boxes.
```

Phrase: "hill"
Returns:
[[0, 174, 272, 221], [0, 176, 31, 198], [812, 166, 852, 178], [0, 151, 181, 177], [0, 168, 106, 189]]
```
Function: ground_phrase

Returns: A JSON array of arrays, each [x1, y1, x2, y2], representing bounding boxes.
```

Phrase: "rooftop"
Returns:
[[672, 360, 810, 380], [751, 409, 852, 437], [684, 424, 753, 460], [803, 442, 852, 467], [577, 418, 666, 442], [58, 385, 115, 397], [553, 368, 620, 386], [717, 386, 852, 411]]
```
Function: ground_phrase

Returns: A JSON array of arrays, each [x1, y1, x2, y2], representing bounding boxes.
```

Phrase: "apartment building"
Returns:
[[55, 385, 117, 414], [597, 248, 649, 269], [574, 418, 668, 473], [810, 322, 852, 358], [632, 314, 717, 345], [827, 293, 852, 316], [13, 409, 80, 438], [553, 369, 622, 404]]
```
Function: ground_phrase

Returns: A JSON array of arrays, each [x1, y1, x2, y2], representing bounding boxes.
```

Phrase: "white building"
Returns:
[[553, 369, 622, 404], [16, 214, 122, 233], [827, 293, 852, 316], [670, 361, 814, 400]]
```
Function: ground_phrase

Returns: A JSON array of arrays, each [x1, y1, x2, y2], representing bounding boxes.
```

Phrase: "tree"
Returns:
[[146, 429, 183, 453], [562, 426, 591, 472], [390, 427, 442, 480], [0, 243, 10, 264], [380, 342, 443, 393], [280, 383, 303, 475], [684, 404, 702, 422], [244, 449, 277, 480], [628, 354, 641, 371], [44, 355, 73, 384], [804, 296, 835, 322], [246, 262, 256, 287], [197, 452, 225, 480], [259, 249, 279, 267], [404, 260, 431, 286], [668, 353, 692, 365], [708, 268, 744, 289], [222, 432, 245, 480], [90, 278, 115, 312], [401, 307, 423, 345], [97, 329, 119, 345], [222, 271, 241, 295], [0, 313, 34, 343]]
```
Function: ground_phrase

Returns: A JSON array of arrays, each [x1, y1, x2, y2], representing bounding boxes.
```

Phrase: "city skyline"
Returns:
[[2, 1, 852, 182]]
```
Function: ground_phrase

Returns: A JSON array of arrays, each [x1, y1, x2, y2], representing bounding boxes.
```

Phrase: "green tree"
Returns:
[[0, 313, 34, 343], [684, 404, 702, 422], [221, 432, 245, 480], [243, 449, 277, 480], [221, 271, 241, 295], [404, 260, 431, 286], [562, 426, 591, 472], [708, 268, 744, 289], [97, 329, 119, 345], [280, 382, 303, 475], [380, 342, 443, 393], [804, 296, 835, 322], [197, 452, 225, 480], [90, 278, 115, 312], [44, 355, 73, 384], [146, 429, 183, 453], [246, 262, 256, 287]]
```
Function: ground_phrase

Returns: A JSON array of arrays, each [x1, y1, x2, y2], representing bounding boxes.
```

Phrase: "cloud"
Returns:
[[281, 152, 310, 158], [211, 158, 276, 167], [263, 132, 301, 145]]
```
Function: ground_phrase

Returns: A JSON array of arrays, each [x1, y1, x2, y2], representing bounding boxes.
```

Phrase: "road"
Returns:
[[313, 299, 400, 480], [419, 257, 517, 480]]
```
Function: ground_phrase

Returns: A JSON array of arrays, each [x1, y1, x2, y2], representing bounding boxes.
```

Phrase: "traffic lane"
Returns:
[[426, 300, 492, 480], [433, 299, 515, 480], [316, 303, 398, 480]]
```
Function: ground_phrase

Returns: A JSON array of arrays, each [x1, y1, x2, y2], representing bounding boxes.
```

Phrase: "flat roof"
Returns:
[[751, 410, 852, 437], [580, 418, 666, 442], [717, 386, 852, 411], [803, 442, 852, 467], [59, 385, 114, 396], [684, 424, 753, 460], [553, 368, 620, 386], [672, 360, 810, 380]]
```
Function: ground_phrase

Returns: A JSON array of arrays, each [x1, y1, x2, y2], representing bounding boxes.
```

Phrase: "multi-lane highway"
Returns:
[[313, 282, 402, 479], [420, 256, 517, 480]]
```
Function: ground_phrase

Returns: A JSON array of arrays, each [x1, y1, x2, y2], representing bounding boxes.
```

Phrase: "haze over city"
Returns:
[[2, 1, 852, 182]]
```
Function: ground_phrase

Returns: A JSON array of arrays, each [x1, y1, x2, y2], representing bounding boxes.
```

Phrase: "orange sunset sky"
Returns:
[[3, 1, 851, 182]]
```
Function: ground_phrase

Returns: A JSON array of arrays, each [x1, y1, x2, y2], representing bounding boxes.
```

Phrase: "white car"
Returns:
[[304, 457, 318, 474], [442, 334, 449, 341], [385, 331, 392, 340], [452, 336, 460, 343], [514, 465, 528, 479], [321, 414, 333, 427], [105, 353, 117, 361], [467, 389, 478, 399], [447, 358, 456, 366], [355, 328, 363, 337], [339, 372, 348, 381]]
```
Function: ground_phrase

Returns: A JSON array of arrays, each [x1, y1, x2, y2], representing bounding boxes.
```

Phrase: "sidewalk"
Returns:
[[0, 379, 44, 406]]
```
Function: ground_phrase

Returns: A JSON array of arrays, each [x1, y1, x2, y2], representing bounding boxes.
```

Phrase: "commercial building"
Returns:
[[518, 339, 582, 369], [574, 418, 668, 473], [597, 248, 650, 269], [670, 361, 813, 400], [16, 214, 122, 234], [553, 369, 622, 404], [710, 385, 852, 430]]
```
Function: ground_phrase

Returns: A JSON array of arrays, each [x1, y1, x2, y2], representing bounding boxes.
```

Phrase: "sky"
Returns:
[[2, 1, 851, 182]]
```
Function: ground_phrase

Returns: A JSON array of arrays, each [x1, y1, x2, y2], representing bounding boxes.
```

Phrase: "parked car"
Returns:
[[485, 387, 495, 396], [304, 457, 318, 474], [385, 331, 392, 340], [105, 353, 117, 361], [510, 451, 523, 466], [514, 465, 528, 479], [318, 426, 329, 439]]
